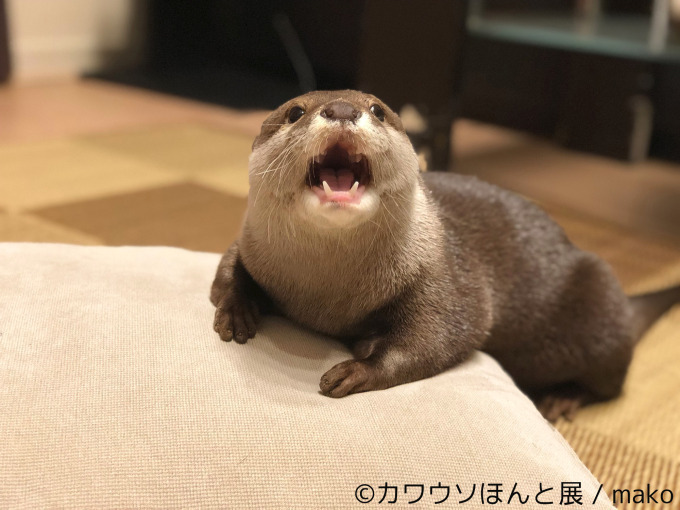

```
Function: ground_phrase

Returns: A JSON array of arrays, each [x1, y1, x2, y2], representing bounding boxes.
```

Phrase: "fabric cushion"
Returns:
[[0, 243, 613, 508]]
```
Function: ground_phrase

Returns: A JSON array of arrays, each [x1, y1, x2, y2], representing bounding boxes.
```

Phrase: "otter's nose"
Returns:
[[320, 101, 361, 122]]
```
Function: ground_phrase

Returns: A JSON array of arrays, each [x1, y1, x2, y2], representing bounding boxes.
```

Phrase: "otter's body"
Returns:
[[424, 172, 635, 398], [211, 90, 679, 421]]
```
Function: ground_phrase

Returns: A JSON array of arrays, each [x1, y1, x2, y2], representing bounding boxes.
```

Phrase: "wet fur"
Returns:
[[211, 90, 679, 421]]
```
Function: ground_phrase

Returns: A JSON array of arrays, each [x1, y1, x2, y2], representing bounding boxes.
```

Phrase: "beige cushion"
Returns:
[[0, 243, 613, 509]]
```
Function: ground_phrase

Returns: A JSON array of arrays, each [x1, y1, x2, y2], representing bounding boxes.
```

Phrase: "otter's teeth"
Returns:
[[349, 181, 359, 196], [322, 181, 333, 197]]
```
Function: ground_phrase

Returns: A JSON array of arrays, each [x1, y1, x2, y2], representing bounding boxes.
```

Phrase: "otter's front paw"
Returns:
[[213, 297, 258, 344], [320, 360, 379, 398]]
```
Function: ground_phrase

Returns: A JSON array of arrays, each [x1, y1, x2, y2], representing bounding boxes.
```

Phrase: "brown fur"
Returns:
[[211, 90, 679, 421]]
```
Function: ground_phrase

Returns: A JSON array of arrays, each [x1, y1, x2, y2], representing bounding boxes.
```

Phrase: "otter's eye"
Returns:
[[288, 106, 305, 123], [370, 104, 385, 122]]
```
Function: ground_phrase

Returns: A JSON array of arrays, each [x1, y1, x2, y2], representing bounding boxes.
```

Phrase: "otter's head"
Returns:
[[249, 90, 419, 229]]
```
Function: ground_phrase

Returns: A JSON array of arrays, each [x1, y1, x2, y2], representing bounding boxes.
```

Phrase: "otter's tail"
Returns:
[[629, 285, 680, 342]]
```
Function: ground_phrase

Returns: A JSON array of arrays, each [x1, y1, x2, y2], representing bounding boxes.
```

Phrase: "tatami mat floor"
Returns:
[[1, 79, 679, 508]]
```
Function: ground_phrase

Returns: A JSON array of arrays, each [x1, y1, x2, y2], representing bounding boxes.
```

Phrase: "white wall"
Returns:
[[7, 0, 146, 82], [673, 0, 680, 21]]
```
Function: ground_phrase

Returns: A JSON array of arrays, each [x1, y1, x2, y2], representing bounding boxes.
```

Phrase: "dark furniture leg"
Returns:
[[357, 0, 468, 170], [0, 0, 10, 82]]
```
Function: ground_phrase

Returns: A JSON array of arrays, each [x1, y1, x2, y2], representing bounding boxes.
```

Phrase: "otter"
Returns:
[[210, 90, 680, 421]]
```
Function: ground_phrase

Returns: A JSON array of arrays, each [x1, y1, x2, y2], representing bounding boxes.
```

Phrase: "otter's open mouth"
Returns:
[[307, 143, 371, 204]]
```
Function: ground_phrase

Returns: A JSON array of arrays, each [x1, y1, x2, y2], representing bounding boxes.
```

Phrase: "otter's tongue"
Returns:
[[319, 167, 355, 191]]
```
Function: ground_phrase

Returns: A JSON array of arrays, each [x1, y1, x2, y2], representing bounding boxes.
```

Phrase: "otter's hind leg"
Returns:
[[534, 349, 632, 423], [533, 352, 630, 423], [530, 255, 635, 421]]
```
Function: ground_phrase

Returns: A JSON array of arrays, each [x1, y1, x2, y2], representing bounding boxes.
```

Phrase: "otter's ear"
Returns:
[[364, 94, 404, 133], [380, 102, 404, 133], [253, 109, 287, 150]]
